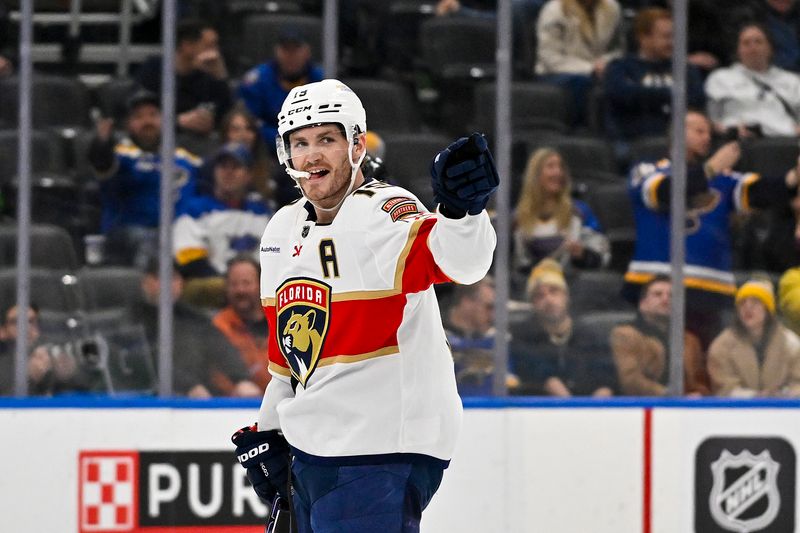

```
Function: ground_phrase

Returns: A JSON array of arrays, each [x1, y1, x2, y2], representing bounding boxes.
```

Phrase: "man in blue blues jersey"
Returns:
[[88, 90, 201, 268]]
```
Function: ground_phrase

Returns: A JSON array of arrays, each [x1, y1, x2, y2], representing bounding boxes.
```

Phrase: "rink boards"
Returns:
[[1, 397, 799, 533]]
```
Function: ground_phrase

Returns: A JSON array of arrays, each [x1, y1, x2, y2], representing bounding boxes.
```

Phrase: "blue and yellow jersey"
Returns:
[[625, 158, 760, 297], [99, 139, 202, 232]]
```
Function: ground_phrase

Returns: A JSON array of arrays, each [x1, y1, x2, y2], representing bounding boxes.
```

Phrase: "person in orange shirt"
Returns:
[[212, 255, 270, 392]]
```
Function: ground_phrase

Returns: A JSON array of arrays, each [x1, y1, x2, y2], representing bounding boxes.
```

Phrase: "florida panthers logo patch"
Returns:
[[381, 197, 419, 222], [276, 278, 331, 387]]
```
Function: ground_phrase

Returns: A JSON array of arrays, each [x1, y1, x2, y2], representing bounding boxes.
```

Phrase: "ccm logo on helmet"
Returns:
[[237, 443, 270, 463], [288, 105, 312, 115]]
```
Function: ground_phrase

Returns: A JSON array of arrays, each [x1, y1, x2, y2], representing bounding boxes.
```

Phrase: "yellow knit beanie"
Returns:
[[526, 258, 567, 298], [735, 278, 776, 315]]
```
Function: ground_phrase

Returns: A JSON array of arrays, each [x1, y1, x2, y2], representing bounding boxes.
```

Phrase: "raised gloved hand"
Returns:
[[430, 132, 500, 218], [232, 424, 291, 503]]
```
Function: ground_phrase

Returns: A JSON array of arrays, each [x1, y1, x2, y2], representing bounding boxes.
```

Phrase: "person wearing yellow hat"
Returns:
[[708, 278, 800, 397], [778, 266, 800, 336], [510, 258, 617, 397]]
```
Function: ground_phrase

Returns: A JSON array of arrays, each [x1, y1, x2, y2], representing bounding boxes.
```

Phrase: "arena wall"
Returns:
[[1, 398, 798, 532]]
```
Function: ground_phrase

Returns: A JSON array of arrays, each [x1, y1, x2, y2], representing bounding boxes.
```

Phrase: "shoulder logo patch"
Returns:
[[381, 197, 419, 222]]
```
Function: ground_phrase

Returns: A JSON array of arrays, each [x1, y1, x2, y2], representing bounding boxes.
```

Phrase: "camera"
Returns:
[[46, 334, 108, 370], [39, 333, 111, 393]]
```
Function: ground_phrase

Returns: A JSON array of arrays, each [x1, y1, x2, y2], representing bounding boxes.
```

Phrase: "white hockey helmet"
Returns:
[[276, 79, 367, 171]]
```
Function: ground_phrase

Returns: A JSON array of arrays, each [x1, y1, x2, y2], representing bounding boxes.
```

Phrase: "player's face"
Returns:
[[738, 26, 771, 71], [539, 154, 566, 196], [226, 262, 261, 319], [685, 112, 712, 159], [214, 158, 252, 198], [127, 104, 161, 149], [639, 281, 671, 320], [288, 124, 364, 209], [531, 284, 569, 323], [737, 297, 768, 334]]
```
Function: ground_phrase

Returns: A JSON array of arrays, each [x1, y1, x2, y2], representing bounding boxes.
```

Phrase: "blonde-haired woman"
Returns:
[[513, 148, 610, 275], [535, 0, 623, 124]]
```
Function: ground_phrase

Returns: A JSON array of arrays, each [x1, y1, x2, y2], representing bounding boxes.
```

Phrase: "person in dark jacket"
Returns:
[[510, 259, 617, 396], [126, 258, 261, 397], [135, 19, 232, 136], [603, 7, 705, 150]]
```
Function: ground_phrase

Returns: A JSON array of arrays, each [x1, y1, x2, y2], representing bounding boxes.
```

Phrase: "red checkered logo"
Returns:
[[79, 451, 139, 532]]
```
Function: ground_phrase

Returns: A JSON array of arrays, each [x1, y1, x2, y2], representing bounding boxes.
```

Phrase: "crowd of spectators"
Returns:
[[2, 0, 800, 398]]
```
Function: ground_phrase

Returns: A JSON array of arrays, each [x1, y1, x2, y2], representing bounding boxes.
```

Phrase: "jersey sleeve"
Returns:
[[426, 209, 496, 285], [370, 186, 496, 290], [257, 372, 294, 431], [107, 145, 139, 183], [173, 212, 209, 266], [631, 161, 669, 211], [731, 171, 769, 212]]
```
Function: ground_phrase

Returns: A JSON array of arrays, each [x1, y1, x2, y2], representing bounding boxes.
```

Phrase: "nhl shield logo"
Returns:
[[276, 278, 331, 387], [709, 449, 781, 532]]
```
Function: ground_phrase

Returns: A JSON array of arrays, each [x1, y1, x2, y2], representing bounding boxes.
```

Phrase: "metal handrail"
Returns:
[[8, 0, 159, 76]]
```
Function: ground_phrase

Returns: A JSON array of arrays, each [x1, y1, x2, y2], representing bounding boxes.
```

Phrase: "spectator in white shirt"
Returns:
[[705, 22, 800, 138]]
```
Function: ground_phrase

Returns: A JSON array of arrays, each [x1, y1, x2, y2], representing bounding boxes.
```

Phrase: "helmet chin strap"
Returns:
[[288, 143, 366, 214]]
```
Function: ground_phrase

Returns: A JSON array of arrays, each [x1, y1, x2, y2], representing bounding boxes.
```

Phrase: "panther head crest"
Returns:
[[282, 309, 323, 357]]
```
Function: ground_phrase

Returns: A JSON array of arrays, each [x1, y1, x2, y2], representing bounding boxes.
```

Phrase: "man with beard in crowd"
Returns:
[[212, 256, 270, 393], [88, 90, 201, 268]]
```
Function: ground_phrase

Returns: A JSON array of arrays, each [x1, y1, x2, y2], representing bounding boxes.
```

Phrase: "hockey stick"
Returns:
[[266, 456, 296, 533], [266, 495, 292, 533]]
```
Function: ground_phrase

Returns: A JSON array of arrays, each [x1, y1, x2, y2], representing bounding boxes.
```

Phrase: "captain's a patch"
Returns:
[[381, 197, 419, 222]]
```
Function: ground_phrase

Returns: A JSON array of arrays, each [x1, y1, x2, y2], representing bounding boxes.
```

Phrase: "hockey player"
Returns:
[[232, 79, 498, 532]]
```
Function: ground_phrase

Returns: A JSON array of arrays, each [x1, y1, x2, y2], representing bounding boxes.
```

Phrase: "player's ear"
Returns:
[[353, 132, 366, 157]]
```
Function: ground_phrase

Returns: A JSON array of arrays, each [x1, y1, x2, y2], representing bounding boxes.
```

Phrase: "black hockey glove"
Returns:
[[232, 425, 291, 503], [430, 132, 500, 218]]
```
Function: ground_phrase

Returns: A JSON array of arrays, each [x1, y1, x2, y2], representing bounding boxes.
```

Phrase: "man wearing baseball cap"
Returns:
[[237, 26, 324, 152], [88, 90, 202, 268]]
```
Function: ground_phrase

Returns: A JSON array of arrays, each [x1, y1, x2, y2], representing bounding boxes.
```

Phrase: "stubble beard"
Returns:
[[301, 157, 354, 209]]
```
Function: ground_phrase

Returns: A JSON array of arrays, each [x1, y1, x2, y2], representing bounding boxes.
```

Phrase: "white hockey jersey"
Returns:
[[173, 195, 271, 274], [257, 180, 496, 463]]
